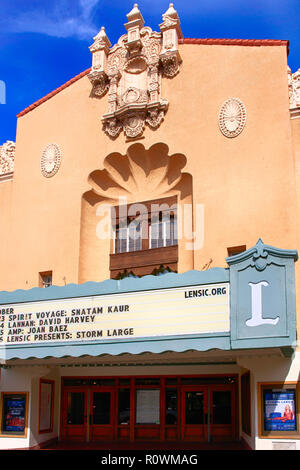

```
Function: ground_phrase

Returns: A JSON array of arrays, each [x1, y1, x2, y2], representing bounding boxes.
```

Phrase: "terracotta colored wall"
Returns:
[[291, 117, 300, 348], [1, 43, 297, 298], [0, 179, 13, 289]]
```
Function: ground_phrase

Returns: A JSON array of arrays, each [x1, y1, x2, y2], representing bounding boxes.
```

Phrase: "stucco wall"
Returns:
[[238, 351, 300, 450], [0, 179, 13, 290], [0, 42, 295, 292], [0, 366, 60, 450]]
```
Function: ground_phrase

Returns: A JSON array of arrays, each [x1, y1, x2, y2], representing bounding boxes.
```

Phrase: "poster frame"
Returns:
[[0, 392, 29, 438], [258, 382, 300, 439]]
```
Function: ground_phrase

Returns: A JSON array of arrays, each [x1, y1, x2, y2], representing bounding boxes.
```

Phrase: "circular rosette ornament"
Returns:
[[41, 143, 61, 178], [218, 98, 246, 138]]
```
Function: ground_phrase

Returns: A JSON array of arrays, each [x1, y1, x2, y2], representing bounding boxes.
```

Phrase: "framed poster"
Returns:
[[263, 389, 296, 432], [39, 379, 54, 433], [258, 383, 300, 438], [0, 392, 28, 436]]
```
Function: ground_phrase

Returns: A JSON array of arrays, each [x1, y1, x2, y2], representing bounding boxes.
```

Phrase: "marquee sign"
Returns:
[[0, 283, 229, 346], [0, 240, 298, 360]]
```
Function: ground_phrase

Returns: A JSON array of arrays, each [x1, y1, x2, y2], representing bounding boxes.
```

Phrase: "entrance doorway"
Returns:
[[182, 386, 235, 442], [61, 387, 115, 442], [60, 375, 238, 443]]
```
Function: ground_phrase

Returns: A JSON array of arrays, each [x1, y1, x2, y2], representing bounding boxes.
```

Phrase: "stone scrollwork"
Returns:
[[89, 4, 182, 138], [250, 238, 270, 271], [0, 140, 15, 176], [146, 107, 166, 129], [103, 118, 122, 138], [218, 98, 247, 138], [123, 113, 145, 138], [88, 71, 109, 98], [288, 66, 300, 118], [160, 52, 180, 78]]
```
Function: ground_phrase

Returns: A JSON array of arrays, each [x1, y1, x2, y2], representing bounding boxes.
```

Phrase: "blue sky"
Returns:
[[0, 0, 299, 144]]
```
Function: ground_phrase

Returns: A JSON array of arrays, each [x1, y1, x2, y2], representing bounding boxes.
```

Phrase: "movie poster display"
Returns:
[[263, 389, 297, 432], [1, 393, 27, 435], [0, 282, 230, 347]]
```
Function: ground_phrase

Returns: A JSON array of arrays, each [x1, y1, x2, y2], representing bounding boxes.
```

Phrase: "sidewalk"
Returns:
[[41, 439, 248, 451]]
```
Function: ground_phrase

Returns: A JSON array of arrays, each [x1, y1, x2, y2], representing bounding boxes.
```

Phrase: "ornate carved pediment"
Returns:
[[88, 4, 183, 138]]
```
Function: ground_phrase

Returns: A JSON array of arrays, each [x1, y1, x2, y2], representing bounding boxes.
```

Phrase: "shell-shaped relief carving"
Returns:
[[85, 143, 189, 205], [40, 143, 61, 178], [218, 98, 246, 138]]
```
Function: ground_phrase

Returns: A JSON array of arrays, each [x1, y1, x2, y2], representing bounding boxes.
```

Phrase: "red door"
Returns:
[[61, 388, 88, 441], [89, 388, 115, 442], [209, 386, 236, 442], [181, 387, 208, 441]]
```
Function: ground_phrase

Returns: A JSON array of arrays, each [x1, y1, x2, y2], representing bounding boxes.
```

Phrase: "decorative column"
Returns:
[[107, 67, 121, 114], [103, 67, 122, 137], [159, 3, 183, 78], [89, 27, 111, 98], [148, 63, 160, 103]]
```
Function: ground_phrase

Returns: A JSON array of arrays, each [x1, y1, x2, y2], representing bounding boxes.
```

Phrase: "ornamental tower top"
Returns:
[[88, 4, 183, 138]]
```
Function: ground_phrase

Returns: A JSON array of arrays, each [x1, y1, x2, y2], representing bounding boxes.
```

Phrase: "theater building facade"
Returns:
[[1, 4, 300, 451]]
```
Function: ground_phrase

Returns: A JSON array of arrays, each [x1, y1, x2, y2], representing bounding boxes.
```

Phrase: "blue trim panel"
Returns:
[[0, 269, 229, 305]]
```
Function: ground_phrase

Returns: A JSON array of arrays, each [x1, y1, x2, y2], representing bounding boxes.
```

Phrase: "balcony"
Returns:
[[110, 245, 178, 278]]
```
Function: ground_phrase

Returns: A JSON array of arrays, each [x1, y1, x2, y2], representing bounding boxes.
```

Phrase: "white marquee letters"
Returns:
[[246, 281, 279, 327]]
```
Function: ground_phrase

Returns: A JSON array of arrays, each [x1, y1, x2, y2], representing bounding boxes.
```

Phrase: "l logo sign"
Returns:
[[246, 281, 280, 327]]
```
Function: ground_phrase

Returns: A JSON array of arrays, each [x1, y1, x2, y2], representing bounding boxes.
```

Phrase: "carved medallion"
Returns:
[[124, 113, 145, 138], [41, 143, 61, 178], [219, 98, 247, 138]]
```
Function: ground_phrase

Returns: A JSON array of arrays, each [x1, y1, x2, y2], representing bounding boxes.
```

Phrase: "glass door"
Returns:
[[210, 387, 235, 442], [89, 389, 115, 442], [62, 388, 88, 441], [181, 388, 208, 441]]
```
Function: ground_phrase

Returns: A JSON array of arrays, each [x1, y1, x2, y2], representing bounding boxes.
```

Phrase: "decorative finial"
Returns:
[[163, 3, 179, 20], [124, 3, 145, 50], [126, 3, 144, 23], [90, 26, 111, 50]]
